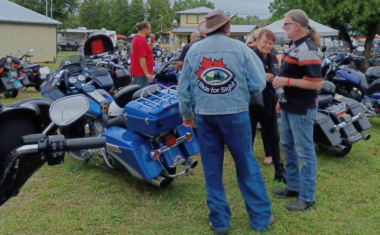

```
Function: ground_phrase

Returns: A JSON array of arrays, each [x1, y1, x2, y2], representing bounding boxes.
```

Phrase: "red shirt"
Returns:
[[130, 35, 154, 76]]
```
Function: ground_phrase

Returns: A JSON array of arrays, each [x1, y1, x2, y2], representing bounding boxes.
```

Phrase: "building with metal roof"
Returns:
[[0, 0, 62, 62], [157, 7, 258, 50]]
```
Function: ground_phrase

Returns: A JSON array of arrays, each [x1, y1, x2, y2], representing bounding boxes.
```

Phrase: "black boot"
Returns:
[[272, 188, 299, 198], [286, 198, 315, 211], [274, 162, 286, 184]]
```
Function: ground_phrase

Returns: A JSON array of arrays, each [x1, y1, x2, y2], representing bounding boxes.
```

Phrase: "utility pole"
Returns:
[[45, 0, 48, 17], [159, 14, 163, 31], [143, 1, 150, 22], [51, 0, 53, 19]]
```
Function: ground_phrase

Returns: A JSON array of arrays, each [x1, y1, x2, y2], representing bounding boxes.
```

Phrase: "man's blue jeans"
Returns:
[[195, 111, 272, 232], [281, 107, 318, 202]]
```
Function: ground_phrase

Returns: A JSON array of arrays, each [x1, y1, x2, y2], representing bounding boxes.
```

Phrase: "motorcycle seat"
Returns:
[[365, 66, 380, 79], [132, 85, 162, 100], [26, 64, 40, 70], [361, 78, 380, 96], [104, 114, 125, 129], [113, 85, 142, 108], [318, 94, 334, 109]]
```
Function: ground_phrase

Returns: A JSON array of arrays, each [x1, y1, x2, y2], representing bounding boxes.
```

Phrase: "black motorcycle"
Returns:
[[278, 81, 372, 157], [0, 95, 106, 206], [17, 49, 51, 92]]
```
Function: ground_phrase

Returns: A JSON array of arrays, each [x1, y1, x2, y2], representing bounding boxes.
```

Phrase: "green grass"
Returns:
[[1, 55, 380, 234]]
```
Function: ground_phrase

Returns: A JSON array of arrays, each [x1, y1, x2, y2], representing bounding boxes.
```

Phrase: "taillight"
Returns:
[[19, 71, 24, 75], [164, 135, 176, 147]]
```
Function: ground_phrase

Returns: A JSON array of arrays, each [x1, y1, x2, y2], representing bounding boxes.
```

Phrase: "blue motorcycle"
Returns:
[[41, 55, 199, 187], [322, 43, 380, 118]]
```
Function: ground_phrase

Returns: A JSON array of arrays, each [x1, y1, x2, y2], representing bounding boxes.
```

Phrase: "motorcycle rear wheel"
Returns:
[[4, 89, 19, 98], [318, 144, 352, 157]]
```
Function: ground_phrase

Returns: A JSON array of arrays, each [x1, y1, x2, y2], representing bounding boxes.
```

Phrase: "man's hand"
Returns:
[[146, 74, 155, 82], [272, 76, 288, 89], [266, 73, 275, 82], [149, 33, 155, 41], [183, 117, 195, 127]]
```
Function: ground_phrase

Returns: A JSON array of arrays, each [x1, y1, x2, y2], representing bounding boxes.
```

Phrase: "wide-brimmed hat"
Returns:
[[198, 10, 236, 34]]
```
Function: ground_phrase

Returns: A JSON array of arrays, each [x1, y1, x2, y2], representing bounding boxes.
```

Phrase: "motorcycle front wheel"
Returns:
[[4, 89, 19, 98], [318, 144, 352, 157]]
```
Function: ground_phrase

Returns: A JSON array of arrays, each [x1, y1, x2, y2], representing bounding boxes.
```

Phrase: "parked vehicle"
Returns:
[[277, 81, 371, 157], [83, 34, 131, 93], [0, 56, 26, 98], [41, 56, 200, 187], [322, 42, 380, 118], [0, 95, 106, 207], [17, 49, 51, 91]]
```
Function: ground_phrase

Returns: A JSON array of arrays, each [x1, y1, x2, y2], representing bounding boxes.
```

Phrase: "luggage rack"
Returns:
[[134, 84, 178, 109]]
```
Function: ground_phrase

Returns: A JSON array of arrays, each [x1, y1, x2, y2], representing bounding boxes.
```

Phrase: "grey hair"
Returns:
[[285, 9, 321, 48]]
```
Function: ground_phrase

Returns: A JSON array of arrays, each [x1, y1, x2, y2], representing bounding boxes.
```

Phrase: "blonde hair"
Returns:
[[246, 28, 267, 45], [285, 9, 321, 48]]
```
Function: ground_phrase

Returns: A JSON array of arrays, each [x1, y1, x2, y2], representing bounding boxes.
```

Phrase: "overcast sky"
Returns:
[[169, 0, 273, 19], [213, 0, 272, 19]]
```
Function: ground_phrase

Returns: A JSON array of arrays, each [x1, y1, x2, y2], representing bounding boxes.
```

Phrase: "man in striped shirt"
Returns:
[[272, 9, 322, 211]]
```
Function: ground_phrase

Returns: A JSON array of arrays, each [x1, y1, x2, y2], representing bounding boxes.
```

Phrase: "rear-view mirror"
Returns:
[[49, 95, 89, 126]]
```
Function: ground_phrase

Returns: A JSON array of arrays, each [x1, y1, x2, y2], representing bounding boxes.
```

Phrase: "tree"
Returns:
[[268, 0, 380, 71], [109, 0, 130, 36], [128, 0, 145, 34], [147, 0, 175, 34], [11, 0, 79, 26], [79, 0, 102, 29], [230, 15, 260, 25]]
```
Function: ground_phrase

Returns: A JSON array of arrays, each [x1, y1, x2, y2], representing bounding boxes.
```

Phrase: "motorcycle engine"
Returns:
[[349, 87, 362, 101]]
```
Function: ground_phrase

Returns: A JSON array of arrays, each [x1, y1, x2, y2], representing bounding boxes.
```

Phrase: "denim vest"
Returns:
[[178, 34, 266, 119]]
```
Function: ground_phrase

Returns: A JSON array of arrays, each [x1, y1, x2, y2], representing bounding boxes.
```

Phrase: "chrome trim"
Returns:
[[42, 122, 55, 134], [0, 144, 39, 185], [100, 148, 114, 169], [106, 143, 122, 154], [150, 132, 192, 159], [332, 112, 364, 132]]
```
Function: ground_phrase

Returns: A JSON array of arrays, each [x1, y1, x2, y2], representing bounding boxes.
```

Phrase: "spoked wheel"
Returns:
[[4, 89, 19, 98], [318, 144, 352, 157]]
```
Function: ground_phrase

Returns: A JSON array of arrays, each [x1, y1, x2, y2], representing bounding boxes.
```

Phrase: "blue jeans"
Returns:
[[281, 107, 318, 202], [196, 111, 272, 232]]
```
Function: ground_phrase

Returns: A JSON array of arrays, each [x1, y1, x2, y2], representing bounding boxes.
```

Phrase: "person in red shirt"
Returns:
[[130, 22, 155, 87]]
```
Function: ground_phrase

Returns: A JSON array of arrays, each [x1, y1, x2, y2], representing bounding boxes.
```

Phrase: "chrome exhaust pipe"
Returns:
[[336, 144, 347, 152], [186, 158, 198, 169], [147, 175, 169, 188], [361, 132, 371, 140]]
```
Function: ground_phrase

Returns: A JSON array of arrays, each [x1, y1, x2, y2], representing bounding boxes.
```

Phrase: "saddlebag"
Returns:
[[334, 96, 371, 132], [314, 112, 341, 146], [114, 68, 131, 88], [122, 87, 182, 136], [1, 76, 13, 90]]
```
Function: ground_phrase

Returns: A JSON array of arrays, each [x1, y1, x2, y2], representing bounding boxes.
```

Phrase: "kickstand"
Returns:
[[64, 159, 90, 174]]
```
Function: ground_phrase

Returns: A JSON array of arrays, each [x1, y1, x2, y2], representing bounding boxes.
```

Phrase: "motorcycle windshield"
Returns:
[[58, 55, 86, 70], [325, 40, 351, 57]]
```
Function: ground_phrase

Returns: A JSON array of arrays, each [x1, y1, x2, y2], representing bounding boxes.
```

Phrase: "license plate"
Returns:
[[10, 71, 18, 77], [335, 102, 347, 116]]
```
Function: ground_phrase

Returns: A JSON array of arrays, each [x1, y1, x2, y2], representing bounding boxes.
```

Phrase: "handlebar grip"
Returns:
[[65, 137, 106, 151]]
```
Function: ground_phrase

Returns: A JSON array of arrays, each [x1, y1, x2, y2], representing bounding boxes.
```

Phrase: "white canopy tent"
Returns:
[[264, 18, 339, 38]]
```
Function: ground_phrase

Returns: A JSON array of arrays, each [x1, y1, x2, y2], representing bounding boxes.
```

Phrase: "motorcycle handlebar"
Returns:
[[65, 137, 106, 151]]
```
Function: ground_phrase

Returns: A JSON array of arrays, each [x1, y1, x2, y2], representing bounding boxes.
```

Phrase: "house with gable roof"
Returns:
[[0, 0, 61, 62], [157, 7, 258, 50]]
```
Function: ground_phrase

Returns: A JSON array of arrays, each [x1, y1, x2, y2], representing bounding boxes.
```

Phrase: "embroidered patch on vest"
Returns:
[[195, 58, 237, 94]]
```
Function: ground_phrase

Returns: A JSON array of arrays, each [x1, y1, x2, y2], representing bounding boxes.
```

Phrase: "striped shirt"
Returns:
[[279, 35, 322, 114]]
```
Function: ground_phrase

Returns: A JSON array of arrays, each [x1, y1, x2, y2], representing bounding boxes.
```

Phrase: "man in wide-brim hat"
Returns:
[[178, 9, 275, 234]]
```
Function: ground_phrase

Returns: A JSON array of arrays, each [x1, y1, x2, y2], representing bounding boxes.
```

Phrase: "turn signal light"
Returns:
[[186, 133, 193, 142], [152, 151, 160, 160]]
